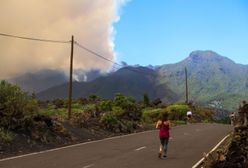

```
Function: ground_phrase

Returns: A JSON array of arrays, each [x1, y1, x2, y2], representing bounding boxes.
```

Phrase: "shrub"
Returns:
[[142, 108, 164, 123], [111, 106, 125, 118], [0, 81, 39, 130], [113, 93, 142, 121], [194, 106, 214, 121], [39, 105, 67, 119], [97, 100, 112, 112], [113, 93, 135, 107], [165, 104, 190, 120], [100, 112, 118, 130], [78, 97, 88, 105], [0, 128, 15, 142], [52, 99, 65, 109], [88, 94, 101, 103], [122, 120, 134, 133]]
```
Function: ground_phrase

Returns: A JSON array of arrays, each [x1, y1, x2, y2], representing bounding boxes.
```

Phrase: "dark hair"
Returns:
[[161, 112, 169, 122]]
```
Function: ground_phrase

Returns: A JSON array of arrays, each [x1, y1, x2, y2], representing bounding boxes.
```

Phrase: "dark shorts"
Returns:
[[160, 137, 169, 146]]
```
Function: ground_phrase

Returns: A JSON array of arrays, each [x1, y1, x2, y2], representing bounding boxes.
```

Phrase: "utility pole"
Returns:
[[68, 35, 74, 120], [185, 67, 189, 104]]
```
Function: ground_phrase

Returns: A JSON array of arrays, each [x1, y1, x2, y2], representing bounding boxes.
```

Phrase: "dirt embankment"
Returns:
[[0, 116, 153, 159]]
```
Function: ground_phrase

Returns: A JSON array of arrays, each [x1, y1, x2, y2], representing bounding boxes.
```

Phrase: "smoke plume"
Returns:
[[0, 0, 128, 79]]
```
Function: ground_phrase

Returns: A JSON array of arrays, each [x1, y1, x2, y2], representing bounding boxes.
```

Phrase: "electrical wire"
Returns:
[[0, 32, 152, 75], [75, 41, 121, 67], [74, 41, 150, 75], [0, 32, 70, 44]]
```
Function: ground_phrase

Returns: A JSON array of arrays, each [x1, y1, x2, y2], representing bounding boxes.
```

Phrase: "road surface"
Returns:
[[0, 123, 232, 168]]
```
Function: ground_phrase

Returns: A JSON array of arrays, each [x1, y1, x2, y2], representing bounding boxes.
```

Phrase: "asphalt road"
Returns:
[[0, 123, 232, 168]]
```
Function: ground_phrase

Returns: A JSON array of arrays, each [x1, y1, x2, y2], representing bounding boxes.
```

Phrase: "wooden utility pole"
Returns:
[[185, 67, 189, 104], [68, 35, 74, 120]]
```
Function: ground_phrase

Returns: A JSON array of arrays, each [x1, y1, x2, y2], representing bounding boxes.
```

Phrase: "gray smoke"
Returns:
[[0, 0, 129, 79]]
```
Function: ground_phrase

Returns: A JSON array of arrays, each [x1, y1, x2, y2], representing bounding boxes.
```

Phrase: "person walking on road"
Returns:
[[156, 112, 171, 159], [186, 111, 193, 124]]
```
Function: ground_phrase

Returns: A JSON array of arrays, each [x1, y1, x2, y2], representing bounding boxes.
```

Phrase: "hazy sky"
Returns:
[[1, 0, 248, 79], [114, 0, 248, 65]]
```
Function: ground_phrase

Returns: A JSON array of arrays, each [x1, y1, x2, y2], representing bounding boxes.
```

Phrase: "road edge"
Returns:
[[191, 133, 231, 168]]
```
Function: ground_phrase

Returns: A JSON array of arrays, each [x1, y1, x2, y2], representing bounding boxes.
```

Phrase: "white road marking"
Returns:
[[83, 164, 94, 168], [135, 146, 146, 151]]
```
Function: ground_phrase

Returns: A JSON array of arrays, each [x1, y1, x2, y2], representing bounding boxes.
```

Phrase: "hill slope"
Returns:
[[8, 70, 68, 93], [157, 50, 248, 110], [37, 67, 178, 101], [34, 50, 248, 111]]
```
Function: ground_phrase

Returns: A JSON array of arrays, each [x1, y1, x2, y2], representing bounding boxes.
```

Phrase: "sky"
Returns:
[[114, 0, 248, 65], [0, 0, 248, 79]]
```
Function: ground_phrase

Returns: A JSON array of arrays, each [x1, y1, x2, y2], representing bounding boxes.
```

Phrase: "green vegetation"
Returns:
[[0, 80, 39, 130], [34, 50, 248, 113], [100, 112, 118, 130], [142, 108, 164, 123], [0, 128, 15, 142], [0, 80, 219, 146], [157, 50, 248, 112], [143, 93, 150, 107], [165, 104, 190, 120], [39, 105, 67, 119]]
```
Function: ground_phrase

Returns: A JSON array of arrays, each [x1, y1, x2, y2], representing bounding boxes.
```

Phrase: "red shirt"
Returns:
[[159, 122, 170, 138]]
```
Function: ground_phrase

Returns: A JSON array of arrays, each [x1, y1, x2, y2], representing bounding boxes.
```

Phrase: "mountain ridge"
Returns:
[[5, 50, 248, 111], [157, 50, 248, 111], [37, 66, 179, 102]]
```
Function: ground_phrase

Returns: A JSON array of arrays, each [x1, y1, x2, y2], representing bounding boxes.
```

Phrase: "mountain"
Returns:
[[8, 69, 68, 93], [37, 67, 178, 102], [8, 69, 104, 93], [14, 50, 248, 111], [157, 50, 248, 111]]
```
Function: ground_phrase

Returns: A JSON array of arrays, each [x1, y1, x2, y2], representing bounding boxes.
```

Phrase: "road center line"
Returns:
[[83, 164, 94, 168], [135, 146, 146, 151]]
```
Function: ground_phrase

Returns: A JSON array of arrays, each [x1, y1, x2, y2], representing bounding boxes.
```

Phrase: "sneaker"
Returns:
[[158, 153, 162, 158]]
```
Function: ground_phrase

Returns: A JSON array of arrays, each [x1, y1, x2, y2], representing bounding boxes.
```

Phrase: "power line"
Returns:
[[75, 41, 121, 67], [74, 41, 150, 75], [0, 32, 70, 44], [0, 32, 151, 75]]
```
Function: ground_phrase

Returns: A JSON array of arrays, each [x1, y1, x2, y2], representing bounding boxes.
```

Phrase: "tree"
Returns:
[[143, 93, 150, 106]]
